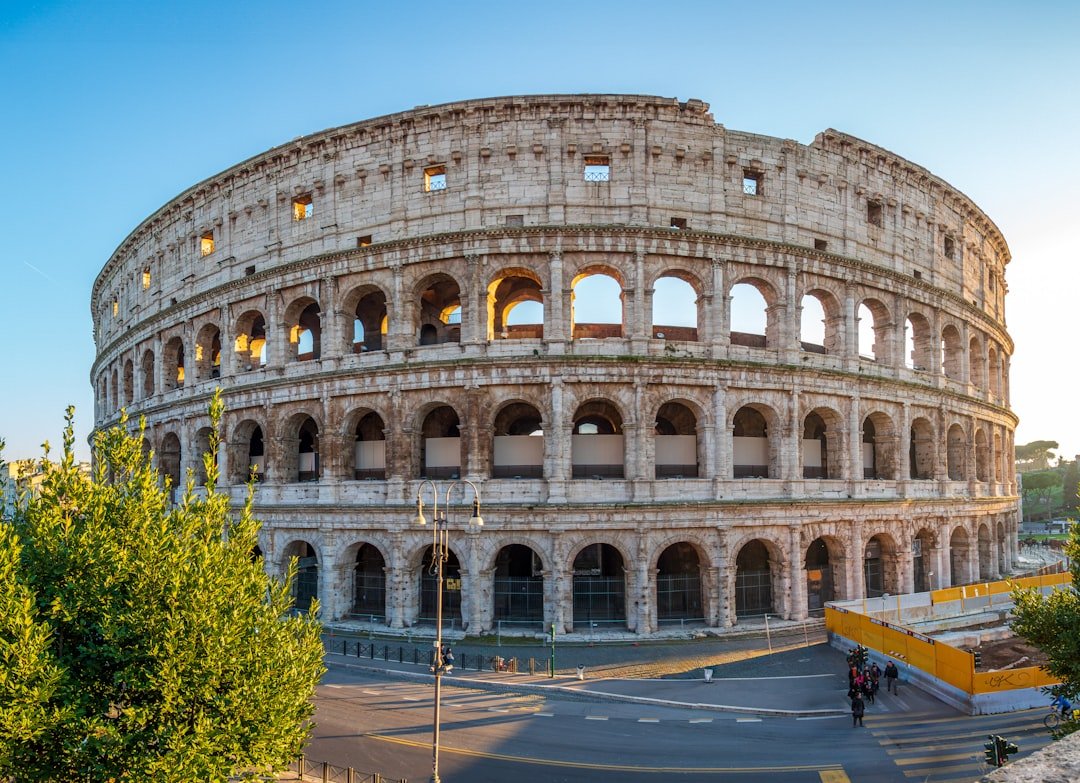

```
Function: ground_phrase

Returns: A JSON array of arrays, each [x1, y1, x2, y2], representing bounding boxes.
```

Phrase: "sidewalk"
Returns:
[[323, 640, 857, 717]]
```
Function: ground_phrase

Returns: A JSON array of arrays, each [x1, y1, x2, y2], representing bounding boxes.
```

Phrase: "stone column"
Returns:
[[843, 284, 858, 370], [545, 251, 567, 350], [629, 251, 648, 352], [710, 259, 729, 358], [789, 527, 807, 621], [851, 520, 865, 598], [464, 253, 484, 347], [712, 386, 729, 489], [546, 377, 569, 503]]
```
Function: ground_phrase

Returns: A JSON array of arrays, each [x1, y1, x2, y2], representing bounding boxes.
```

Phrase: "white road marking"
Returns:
[[534, 712, 554, 717], [362, 689, 382, 695], [736, 718, 762, 723], [488, 707, 510, 713], [797, 715, 846, 721], [585, 715, 609, 721], [638, 718, 660, 723], [325, 684, 346, 689], [689, 718, 714, 724], [401, 696, 420, 702]]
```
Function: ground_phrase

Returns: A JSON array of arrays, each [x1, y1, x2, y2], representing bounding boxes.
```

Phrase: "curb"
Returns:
[[324, 653, 847, 718]]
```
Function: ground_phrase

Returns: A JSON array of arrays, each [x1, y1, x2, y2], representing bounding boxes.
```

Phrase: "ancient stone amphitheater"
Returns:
[[91, 94, 1017, 636]]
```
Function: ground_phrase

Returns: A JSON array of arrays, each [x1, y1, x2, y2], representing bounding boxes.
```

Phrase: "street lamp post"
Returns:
[[414, 479, 484, 783]]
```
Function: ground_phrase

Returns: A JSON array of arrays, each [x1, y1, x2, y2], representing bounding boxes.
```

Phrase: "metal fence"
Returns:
[[287, 755, 405, 782], [324, 637, 530, 674]]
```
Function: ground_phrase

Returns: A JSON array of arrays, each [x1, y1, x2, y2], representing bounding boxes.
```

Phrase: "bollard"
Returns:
[[383, 644, 389, 661], [529, 657, 536, 675], [398, 646, 403, 663], [704, 668, 714, 683], [576, 664, 585, 680]]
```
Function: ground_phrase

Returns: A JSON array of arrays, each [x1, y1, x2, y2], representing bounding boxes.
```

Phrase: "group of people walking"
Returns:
[[846, 645, 899, 727]]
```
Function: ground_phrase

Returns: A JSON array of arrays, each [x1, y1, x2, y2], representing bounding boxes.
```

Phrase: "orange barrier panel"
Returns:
[[972, 666, 1056, 694]]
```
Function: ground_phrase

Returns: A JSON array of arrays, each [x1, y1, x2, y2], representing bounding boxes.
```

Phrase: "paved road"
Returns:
[[306, 644, 1054, 782], [311, 652, 1054, 781]]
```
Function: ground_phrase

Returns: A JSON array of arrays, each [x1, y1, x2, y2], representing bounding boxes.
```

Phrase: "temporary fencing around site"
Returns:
[[826, 571, 1070, 699]]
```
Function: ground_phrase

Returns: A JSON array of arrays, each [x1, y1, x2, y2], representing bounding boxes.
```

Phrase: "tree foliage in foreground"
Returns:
[[1012, 521, 1080, 738], [0, 395, 325, 782]]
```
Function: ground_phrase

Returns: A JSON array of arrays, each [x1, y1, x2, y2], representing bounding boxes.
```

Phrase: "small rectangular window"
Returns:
[[867, 200, 883, 227], [357, 235, 372, 247], [670, 217, 688, 230], [245, 265, 256, 276], [200, 231, 215, 256], [112, 299, 119, 317], [742, 170, 763, 196], [504, 214, 524, 227], [913, 269, 923, 280], [292, 195, 313, 221], [944, 235, 955, 259], [142, 267, 151, 289], [814, 239, 827, 251], [424, 165, 446, 192], [584, 155, 610, 182]]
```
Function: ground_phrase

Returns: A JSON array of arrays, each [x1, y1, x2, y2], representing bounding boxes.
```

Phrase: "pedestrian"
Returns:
[[851, 692, 865, 727], [862, 676, 875, 705], [884, 660, 899, 694], [442, 643, 454, 672]]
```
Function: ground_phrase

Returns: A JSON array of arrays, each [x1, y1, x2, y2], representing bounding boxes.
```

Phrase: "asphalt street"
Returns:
[[304, 643, 1055, 782]]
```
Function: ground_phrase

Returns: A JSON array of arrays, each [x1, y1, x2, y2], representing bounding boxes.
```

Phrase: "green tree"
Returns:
[[1021, 470, 1061, 523], [1061, 460, 1080, 517], [1012, 525, 1080, 738], [0, 397, 325, 782], [1015, 440, 1060, 473]]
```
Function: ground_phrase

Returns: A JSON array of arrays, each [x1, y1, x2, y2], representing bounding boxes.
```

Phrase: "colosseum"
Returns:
[[90, 94, 1018, 637]]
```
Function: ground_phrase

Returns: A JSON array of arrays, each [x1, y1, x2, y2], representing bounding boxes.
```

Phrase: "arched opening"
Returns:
[[421, 406, 460, 479], [297, 417, 320, 482], [863, 535, 889, 598], [195, 324, 222, 380], [572, 543, 626, 630], [950, 527, 970, 586], [163, 337, 185, 390], [493, 544, 544, 627], [798, 292, 827, 354], [656, 542, 703, 624], [805, 538, 834, 614], [159, 432, 181, 493], [110, 368, 118, 411], [352, 289, 388, 352], [655, 401, 698, 478], [234, 310, 267, 370], [969, 336, 985, 389], [122, 359, 134, 406], [247, 425, 265, 482], [802, 410, 842, 480], [141, 349, 155, 399], [975, 428, 989, 482], [571, 271, 623, 339], [284, 541, 318, 613], [947, 423, 966, 480], [418, 275, 462, 346], [909, 417, 934, 480], [857, 299, 889, 362], [488, 271, 544, 340], [993, 432, 1004, 485], [354, 412, 386, 480], [729, 281, 769, 348], [572, 400, 624, 479], [352, 544, 386, 620], [905, 313, 932, 371], [492, 402, 544, 478], [194, 426, 213, 486], [733, 405, 771, 478], [288, 301, 321, 361], [988, 346, 1002, 399], [913, 528, 935, 592], [419, 546, 462, 625], [977, 525, 992, 580], [862, 412, 898, 480], [651, 275, 698, 341], [735, 540, 774, 618], [941, 324, 962, 380]]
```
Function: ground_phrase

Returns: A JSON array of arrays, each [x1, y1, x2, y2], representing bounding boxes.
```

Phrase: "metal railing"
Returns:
[[289, 754, 405, 782]]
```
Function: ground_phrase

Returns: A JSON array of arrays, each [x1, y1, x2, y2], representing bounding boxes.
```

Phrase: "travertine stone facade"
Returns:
[[91, 95, 1018, 635]]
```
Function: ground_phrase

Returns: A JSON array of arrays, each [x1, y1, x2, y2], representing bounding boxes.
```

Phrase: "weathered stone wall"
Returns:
[[89, 95, 1017, 636]]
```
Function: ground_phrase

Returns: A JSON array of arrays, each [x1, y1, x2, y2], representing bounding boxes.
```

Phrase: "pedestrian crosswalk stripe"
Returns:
[[585, 715, 608, 721], [534, 712, 553, 717], [818, 771, 851, 783], [638, 718, 659, 723], [894, 750, 982, 765]]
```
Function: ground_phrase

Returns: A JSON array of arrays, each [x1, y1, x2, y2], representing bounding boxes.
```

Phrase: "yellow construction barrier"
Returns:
[[826, 571, 1072, 696]]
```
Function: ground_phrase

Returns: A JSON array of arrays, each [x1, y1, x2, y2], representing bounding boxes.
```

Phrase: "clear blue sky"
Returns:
[[2, 0, 1078, 462]]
